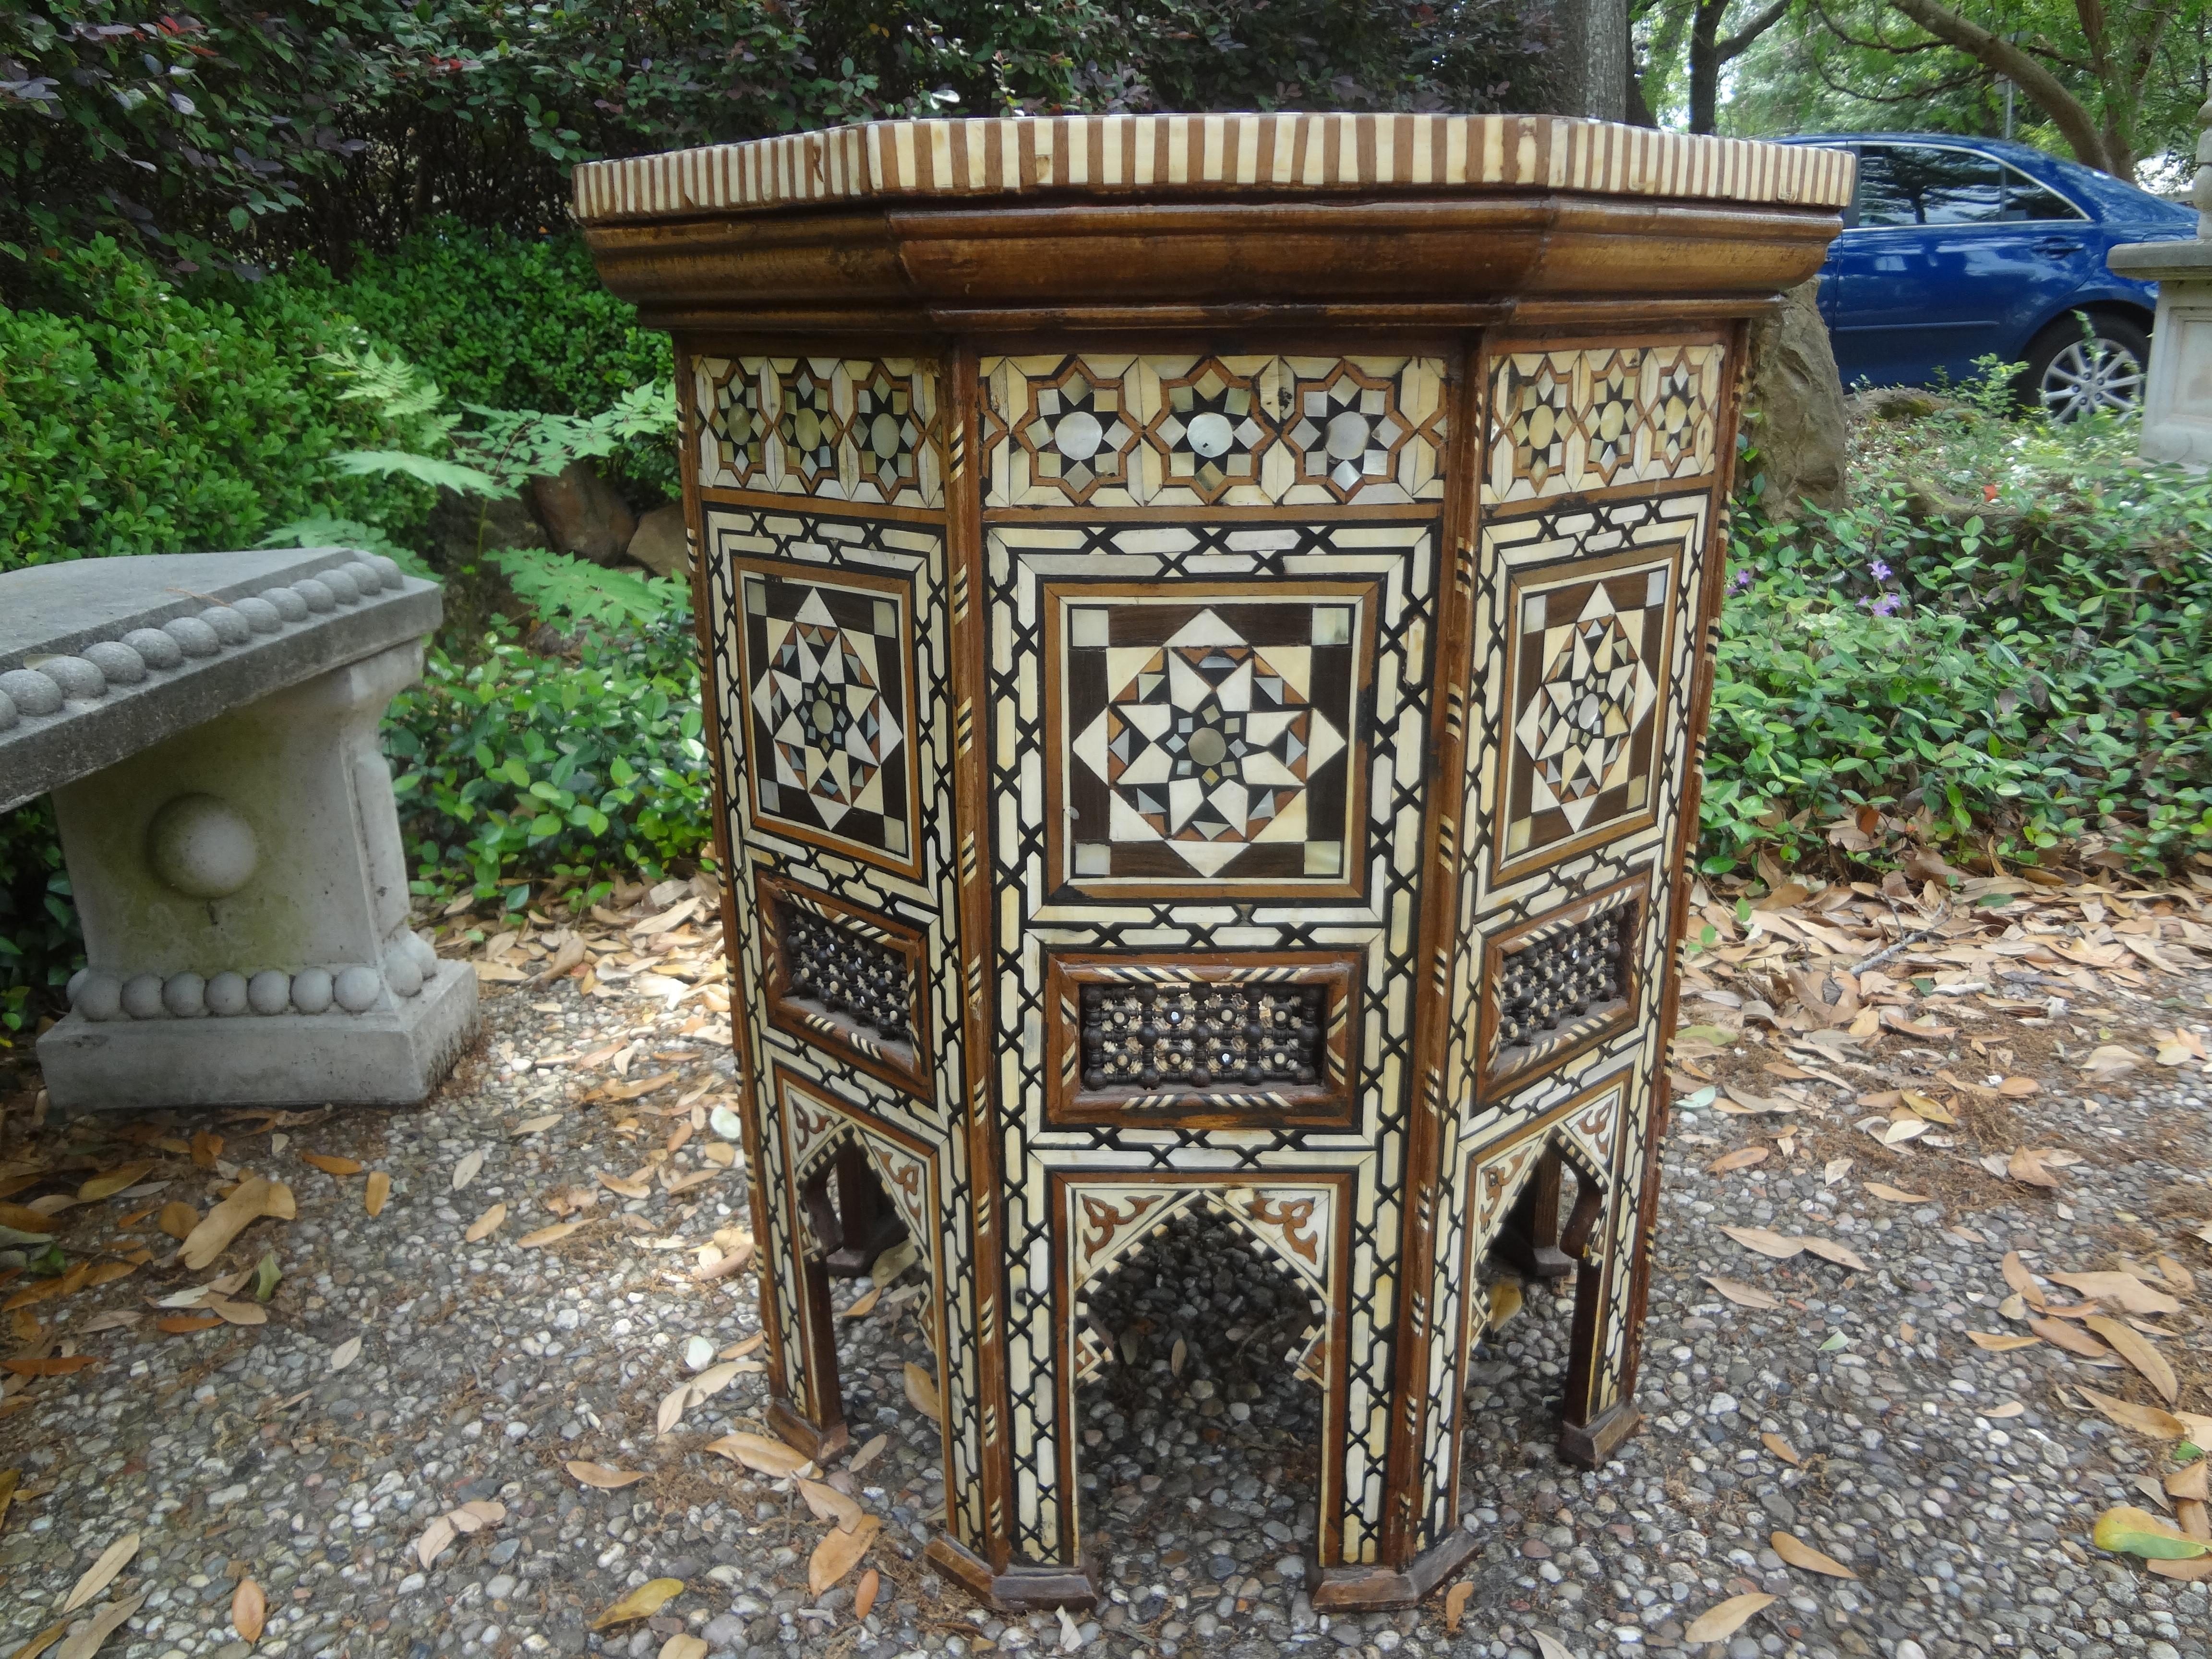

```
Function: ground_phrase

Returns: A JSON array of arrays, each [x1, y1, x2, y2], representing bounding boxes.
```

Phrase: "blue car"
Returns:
[[1774, 133, 2197, 418]]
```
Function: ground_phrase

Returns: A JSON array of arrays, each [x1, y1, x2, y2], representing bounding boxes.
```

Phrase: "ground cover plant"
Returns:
[[1707, 367, 2212, 883]]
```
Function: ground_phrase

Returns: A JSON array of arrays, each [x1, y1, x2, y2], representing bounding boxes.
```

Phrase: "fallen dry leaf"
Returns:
[[414, 1515, 456, 1570], [364, 1172, 390, 1217], [179, 1176, 277, 1271], [1987, 1402, 2026, 1419], [854, 1568, 881, 1621], [850, 1433, 889, 1475], [2048, 1272, 2181, 1316], [1719, 1226, 1803, 1260], [2084, 1315, 2177, 1403], [808, 1515, 880, 1596], [2008, 1147, 2066, 1189], [301, 1154, 361, 1177], [2092, 1503, 2211, 1559], [328, 1336, 361, 1373], [155, 1202, 198, 1240], [1761, 1432, 1801, 1466], [1707, 1147, 1769, 1174], [465, 1204, 506, 1243], [2, 1355, 98, 1376], [451, 1150, 484, 1191], [9, 1618, 66, 1659], [53, 1589, 148, 1659], [62, 1532, 140, 1613], [76, 1163, 153, 1203], [232, 1577, 266, 1643], [1865, 1182, 1931, 1203], [519, 1221, 589, 1248], [567, 1462, 649, 1490], [599, 1170, 651, 1200], [1531, 1636, 1575, 1659], [592, 1578, 684, 1630], [705, 1432, 811, 1478], [797, 1478, 865, 1531], [1683, 1592, 1775, 1644], [1771, 1530, 1858, 1579], [2154, 1254, 2195, 1298], [2031, 1317, 2113, 1358], [903, 1362, 941, 1419], [449, 1500, 505, 1532], [1443, 1581, 1473, 1635], [2080, 1389, 2186, 1440], [658, 1640, 707, 1659], [1703, 1275, 1782, 1310], [155, 1313, 221, 1335], [843, 1286, 883, 1319], [1797, 1237, 1870, 1272], [2002, 1251, 2048, 1311], [1969, 1331, 2042, 1352]]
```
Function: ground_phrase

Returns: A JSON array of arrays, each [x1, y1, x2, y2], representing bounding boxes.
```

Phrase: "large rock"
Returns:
[[428, 485, 545, 567], [1743, 278, 1849, 518], [530, 460, 637, 566], [625, 502, 690, 579]]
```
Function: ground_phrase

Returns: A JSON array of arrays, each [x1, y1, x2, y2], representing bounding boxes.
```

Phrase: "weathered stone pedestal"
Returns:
[[1, 548, 476, 1112], [2109, 240, 2212, 467], [577, 114, 1851, 1610]]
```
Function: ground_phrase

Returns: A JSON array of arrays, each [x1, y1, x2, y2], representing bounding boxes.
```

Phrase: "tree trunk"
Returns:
[[1688, 0, 1727, 133], [1545, 0, 1634, 120], [1885, 0, 2118, 173]]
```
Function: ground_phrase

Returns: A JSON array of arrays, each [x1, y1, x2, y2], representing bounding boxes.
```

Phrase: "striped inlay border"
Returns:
[[573, 114, 1854, 223]]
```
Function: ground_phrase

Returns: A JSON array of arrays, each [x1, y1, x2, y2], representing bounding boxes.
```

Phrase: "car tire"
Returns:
[[2020, 312, 2150, 421]]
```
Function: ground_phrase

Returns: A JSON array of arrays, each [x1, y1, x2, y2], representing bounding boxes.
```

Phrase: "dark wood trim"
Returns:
[[1310, 1524, 1481, 1611], [699, 485, 950, 527], [982, 500, 1446, 526], [926, 1534, 1103, 1612], [584, 196, 1841, 335], [1374, 336, 1481, 1564], [1041, 949, 1362, 1130], [943, 339, 1017, 1575], [756, 872, 933, 1097], [675, 348, 795, 1416], [1558, 1396, 1643, 1467], [1618, 315, 1755, 1418]]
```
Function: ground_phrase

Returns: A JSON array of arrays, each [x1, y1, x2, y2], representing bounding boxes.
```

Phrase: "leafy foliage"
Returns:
[[1706, 380, 2212, 876], [0, 238, 426, 572], [381, 618, 711, 914], [3, 1, 1557, 284]]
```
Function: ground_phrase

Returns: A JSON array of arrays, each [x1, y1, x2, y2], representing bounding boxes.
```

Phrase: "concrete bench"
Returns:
[[1, 548, 477, 1110]]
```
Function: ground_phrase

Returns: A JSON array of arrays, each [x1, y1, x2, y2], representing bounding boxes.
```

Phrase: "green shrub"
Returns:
[[382, 614, 710, 914], [1706, 388, 2212, 876], [241, 227, 678, 502], [0, 238, 427, 572]]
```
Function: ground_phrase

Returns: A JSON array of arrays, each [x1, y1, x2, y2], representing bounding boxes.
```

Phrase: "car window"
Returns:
[[2000, 166, 2086, 222], [1854, 144, 2005, 226]]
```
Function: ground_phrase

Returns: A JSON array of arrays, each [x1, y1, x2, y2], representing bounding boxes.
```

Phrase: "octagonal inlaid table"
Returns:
[[576, 113, 1851, 1611]]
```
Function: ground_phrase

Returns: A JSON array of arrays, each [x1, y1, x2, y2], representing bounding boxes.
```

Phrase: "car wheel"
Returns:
[[2022, 313, 2149, 421]]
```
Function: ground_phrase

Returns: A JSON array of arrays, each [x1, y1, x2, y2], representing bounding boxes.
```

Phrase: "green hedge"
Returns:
[[0, 239, 418, 572], [241, 226, 678, 502]]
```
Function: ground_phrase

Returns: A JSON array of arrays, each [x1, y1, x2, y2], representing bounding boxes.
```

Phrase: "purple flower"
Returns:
[[1870, 593, 1901, 617], [1869, 558, 1892, 582], [1729, 568, 1753, 593]]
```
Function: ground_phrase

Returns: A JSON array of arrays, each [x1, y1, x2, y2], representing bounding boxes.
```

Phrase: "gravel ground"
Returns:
[[1, 934, 2208, 1659]]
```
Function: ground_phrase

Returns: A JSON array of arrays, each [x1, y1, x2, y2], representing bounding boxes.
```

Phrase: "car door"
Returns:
[[1828, 144, 2095, 388]]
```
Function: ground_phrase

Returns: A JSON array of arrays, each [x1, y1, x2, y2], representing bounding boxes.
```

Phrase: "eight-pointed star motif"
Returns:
[[1514, 584, 1659, 830], [755, 590, 903, 828], [1071, 609, 1346, 877]]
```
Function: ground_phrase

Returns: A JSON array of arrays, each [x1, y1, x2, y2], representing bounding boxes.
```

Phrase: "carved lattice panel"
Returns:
[[1044, 952, 1358, 1128], [695, 356, 944, 506]]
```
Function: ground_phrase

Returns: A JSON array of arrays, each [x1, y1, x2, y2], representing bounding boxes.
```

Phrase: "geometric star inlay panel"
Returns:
[[1050, 583, 1376, 892], [735, 561, 920, 877], [1490, 494, 1707, 881]]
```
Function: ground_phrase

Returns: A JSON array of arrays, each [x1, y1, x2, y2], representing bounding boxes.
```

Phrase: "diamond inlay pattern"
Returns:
[[983, 354, 1445, 507], [695, 356, 942, 506], [1486, 340, 1724, 504]]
